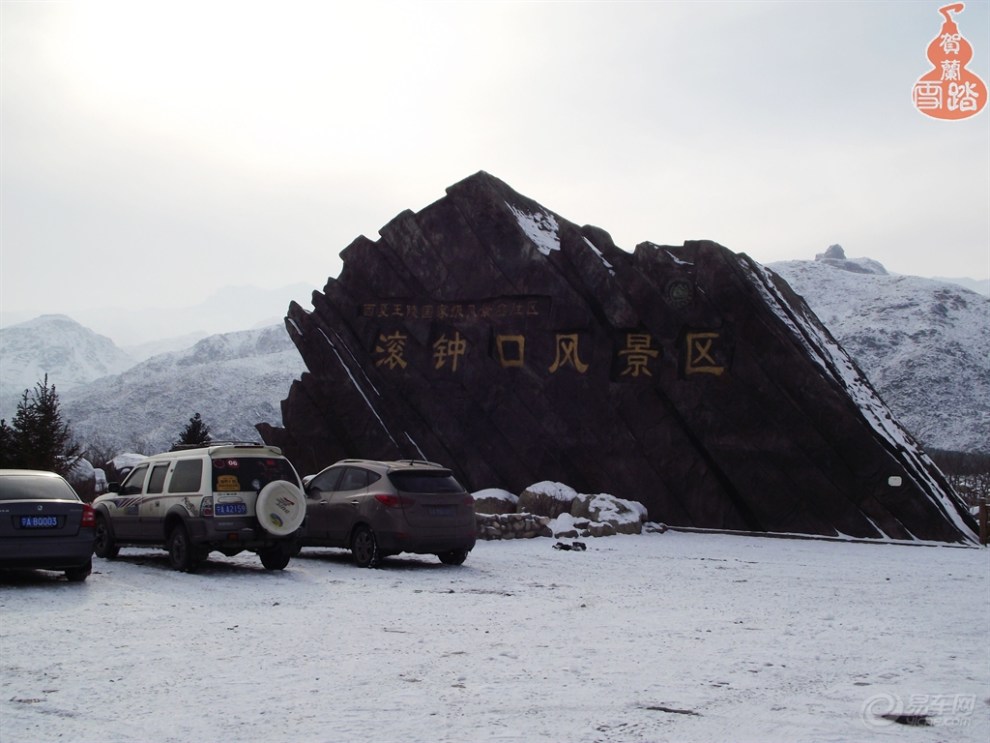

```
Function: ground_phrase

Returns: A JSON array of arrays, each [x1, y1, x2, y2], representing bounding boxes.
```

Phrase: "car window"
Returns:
[[210, 457, 299, 493], [308, 467, 343, 493], [147, 464, 169, 494], [388, 470, 464, 494], [120, 464, 149, 495], [338, 467, 372, 491], [168, 459, 204, 493], [0, 475, 79, 501]]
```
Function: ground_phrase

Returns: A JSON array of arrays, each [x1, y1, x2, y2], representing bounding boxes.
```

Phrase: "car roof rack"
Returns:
[[168, 441, 269, 452], [335, 458, 445, 469]]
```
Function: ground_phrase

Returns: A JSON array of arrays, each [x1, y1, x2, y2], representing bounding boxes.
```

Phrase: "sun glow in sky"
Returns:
[[2, 1, 988, 325]]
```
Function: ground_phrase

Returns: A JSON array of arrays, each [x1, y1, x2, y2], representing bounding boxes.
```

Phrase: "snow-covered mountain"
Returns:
[[55, 324, 306, 455], [769, 246, 989, 454], [0, 315, 135, 418], [933, 276, 990, 296], [2, 252, 986, 456], [0, 282, 314, 349]]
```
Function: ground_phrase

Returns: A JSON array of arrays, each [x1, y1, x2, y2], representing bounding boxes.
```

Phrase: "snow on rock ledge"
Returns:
[[505, 202, 560, 256]]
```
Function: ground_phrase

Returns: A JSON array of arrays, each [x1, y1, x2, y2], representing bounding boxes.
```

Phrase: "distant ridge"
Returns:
[[931, 276, 989, 296], [0, 282, 313, 348], [59, 325, 306, 454], [0, 315, 134, 416], [770, 246, 989, 454]]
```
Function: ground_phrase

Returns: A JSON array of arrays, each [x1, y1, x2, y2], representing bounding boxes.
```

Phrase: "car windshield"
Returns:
[[0, 475, 79, 501], [211, 457, 299, 493], [388, 470, 464, 494]]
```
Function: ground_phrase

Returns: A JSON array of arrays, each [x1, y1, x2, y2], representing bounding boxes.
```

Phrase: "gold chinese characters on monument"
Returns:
[[363, 298, 728, 380]]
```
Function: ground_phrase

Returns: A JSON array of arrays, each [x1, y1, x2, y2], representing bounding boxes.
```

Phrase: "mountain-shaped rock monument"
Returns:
[[258, 172, 977, 544]]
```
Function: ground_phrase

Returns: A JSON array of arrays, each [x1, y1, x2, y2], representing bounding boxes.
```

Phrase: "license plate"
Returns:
[[215, 503, 247, 516], [20, 515, 58, 528], [428, 506, 456, 517]]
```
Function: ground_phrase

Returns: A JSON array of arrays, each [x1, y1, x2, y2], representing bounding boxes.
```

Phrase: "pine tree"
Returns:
[[175, 413, 212, 448], [1, 376, 81, 475], [0, 418, 17, 468]]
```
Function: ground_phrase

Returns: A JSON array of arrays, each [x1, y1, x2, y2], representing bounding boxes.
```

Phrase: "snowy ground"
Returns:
[[1, 531, 987, 743]]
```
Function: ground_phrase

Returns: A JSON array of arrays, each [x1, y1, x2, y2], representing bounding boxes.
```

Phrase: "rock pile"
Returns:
[[474, 481, 650, 541]]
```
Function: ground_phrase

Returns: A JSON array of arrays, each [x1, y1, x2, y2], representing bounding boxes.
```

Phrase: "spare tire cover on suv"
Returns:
[[256, 480, 306, 536]]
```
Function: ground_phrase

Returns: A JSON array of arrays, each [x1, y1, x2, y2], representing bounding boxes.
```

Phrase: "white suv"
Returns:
[[93, 443, 306, 572]]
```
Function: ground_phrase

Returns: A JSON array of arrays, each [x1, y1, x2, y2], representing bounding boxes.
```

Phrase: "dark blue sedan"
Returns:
[[0, 469, 96, 582]]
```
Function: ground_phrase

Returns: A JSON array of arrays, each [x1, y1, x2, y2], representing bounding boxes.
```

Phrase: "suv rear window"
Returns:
[[211, 457, 298, 493], [388, 470, 464, 494]]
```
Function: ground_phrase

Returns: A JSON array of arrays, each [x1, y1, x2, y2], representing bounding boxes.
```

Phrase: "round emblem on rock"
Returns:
[[665, 279, 694, 308]]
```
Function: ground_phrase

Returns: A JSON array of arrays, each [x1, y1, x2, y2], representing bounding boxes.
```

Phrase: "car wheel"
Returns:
[[93, 514, 120, 559], [167, 524, 201, 573], [259, 543, 292, 571], [351, 526, 381, 568], [65, 558, 92, 582], [438, 549, 469, 566]]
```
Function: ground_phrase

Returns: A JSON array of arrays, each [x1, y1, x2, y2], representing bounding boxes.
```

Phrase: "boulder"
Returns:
[[260, 171, 978, 544], [572, 493, 647, 535], [586, 522, 618, 538], [517, 481, 578, 519], [473, 488, 518, 515]]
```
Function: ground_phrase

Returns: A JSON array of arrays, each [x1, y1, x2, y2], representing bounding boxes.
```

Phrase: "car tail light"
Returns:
[[200, 495, 214, 518], [374, 494, 413, 508], [81, 503, 96, 528]]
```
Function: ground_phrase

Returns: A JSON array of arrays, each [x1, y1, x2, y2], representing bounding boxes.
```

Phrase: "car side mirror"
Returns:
[[108, 482, 121, 493]]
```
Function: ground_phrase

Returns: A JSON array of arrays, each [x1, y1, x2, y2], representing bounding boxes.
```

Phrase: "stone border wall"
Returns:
[[476, 513, 552, 541]]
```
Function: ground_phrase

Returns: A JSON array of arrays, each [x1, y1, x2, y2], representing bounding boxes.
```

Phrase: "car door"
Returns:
[[108, 463, 149, 539], [304, 466, 344, 544], [137, 462, 171, 539], [325, 467, 372, 545]]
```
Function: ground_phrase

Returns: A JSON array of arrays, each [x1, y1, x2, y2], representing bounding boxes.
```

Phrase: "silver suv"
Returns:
[[93, 443, 306, 572], [299, 459, 476, 567]]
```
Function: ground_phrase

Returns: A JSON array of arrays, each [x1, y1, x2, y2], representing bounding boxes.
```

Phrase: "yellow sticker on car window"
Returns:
[[216, 475, 241, 492]]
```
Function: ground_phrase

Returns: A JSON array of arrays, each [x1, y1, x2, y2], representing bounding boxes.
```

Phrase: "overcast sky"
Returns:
[[2, 0, 988, 323]]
